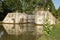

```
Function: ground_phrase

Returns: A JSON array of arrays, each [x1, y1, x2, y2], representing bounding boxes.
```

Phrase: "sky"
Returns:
[[52, 0, 60, 9]]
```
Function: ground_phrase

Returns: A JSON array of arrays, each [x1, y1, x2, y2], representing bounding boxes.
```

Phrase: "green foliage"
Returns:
[[43, 18, 51, 35], [0, 1, 3, 13], [4, 0, 21, 12], [0, 0, 56, 15], [56, 7, 60, 20], [38, 23, 60, 40], [49, 23, 60, 40], [42, 0, 56, 18]]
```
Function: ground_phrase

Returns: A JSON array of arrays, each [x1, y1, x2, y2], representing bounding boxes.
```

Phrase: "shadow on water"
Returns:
[[0, 24, 36, 40]]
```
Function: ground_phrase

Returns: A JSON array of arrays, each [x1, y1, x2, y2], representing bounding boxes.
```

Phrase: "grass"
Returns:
[[38, 23, 60, 40]]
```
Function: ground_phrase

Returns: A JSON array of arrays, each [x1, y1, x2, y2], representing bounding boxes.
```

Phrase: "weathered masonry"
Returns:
[[3, 10, 56, 35]]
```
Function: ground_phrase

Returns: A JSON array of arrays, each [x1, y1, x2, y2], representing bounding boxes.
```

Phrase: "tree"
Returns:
[[56, 7, 60, 20], [4, 0, 21, 12], [0, 0, 3, 13], [4, 0, 56, 14], [46, 0, 56, 17]]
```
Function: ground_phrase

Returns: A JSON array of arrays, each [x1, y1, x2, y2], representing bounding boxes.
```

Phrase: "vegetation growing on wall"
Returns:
[[43, 15, 52, 36]]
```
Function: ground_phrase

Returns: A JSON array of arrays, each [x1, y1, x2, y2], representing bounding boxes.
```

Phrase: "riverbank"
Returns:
[[38, 23, 60, 40]]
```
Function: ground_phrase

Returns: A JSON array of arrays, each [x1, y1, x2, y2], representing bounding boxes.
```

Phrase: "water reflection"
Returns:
[[0, 24, 36, 40], [0, 31, 4, 38]]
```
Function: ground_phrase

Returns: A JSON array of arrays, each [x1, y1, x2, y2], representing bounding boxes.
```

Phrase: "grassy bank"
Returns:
[[38, 23, 60, 40]]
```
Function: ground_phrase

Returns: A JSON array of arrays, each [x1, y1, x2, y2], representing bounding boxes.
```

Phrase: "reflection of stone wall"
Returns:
[[3, 24, 35, 35], [3, 24, 27, 35]]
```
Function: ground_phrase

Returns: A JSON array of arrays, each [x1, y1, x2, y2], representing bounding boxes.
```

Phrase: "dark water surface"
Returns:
[[0, 24, 36, 40]]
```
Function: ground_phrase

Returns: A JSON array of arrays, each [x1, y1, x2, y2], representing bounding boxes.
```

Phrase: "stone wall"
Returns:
[[3, 12, 27, 23]]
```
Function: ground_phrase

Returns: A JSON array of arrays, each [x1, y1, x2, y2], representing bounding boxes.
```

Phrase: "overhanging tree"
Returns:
[[0, 0, 4, 13], [4, 0, 43, 13], [1, 0, 56, 14], [56, 7, 60, 20]]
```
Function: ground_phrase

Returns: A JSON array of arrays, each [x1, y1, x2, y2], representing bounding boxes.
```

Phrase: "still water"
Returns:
[[0, 24, 36, 40]]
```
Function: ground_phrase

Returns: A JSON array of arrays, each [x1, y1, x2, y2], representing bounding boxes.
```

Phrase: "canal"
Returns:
[[0, 24, 36, 40]]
